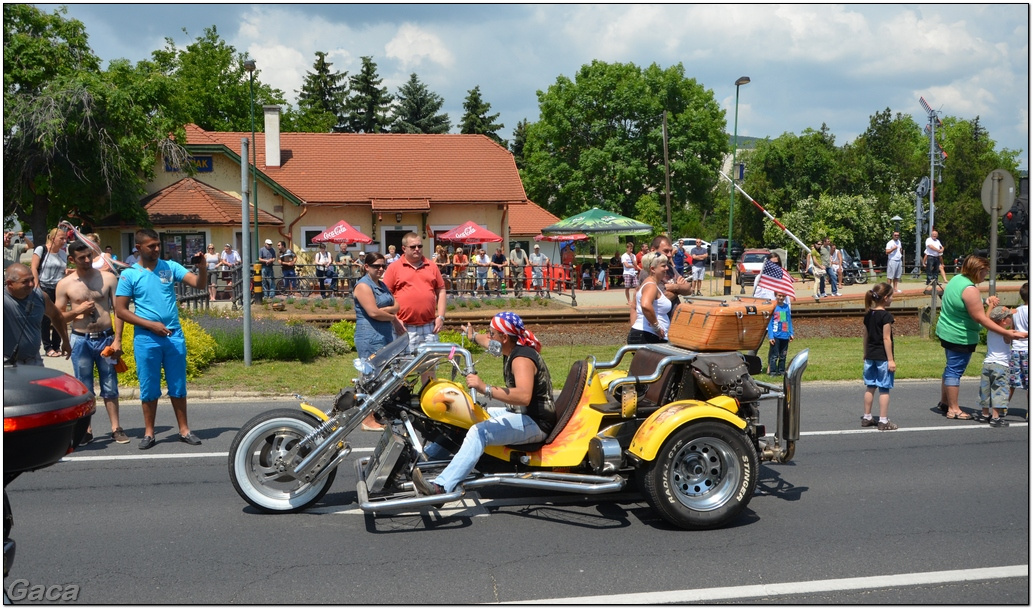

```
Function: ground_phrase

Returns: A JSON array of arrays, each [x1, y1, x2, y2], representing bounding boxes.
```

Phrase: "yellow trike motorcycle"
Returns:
[[229, 335, 807, 530]]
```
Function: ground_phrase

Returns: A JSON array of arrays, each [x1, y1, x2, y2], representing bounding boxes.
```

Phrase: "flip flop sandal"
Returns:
[[946, 411, 973, 420]]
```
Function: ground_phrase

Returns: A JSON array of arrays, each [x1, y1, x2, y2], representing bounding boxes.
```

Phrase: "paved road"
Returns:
[[4, 382, 1027, 604]]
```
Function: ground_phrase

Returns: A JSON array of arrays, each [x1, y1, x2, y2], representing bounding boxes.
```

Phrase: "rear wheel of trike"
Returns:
[[642, 422, 758, 530], [229, 409, 337, 513]]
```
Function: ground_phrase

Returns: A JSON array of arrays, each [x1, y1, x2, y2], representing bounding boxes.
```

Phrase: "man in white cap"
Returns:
[[258, 238, 277, 298]]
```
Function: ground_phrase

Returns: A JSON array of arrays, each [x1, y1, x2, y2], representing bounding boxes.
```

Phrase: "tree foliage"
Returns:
[[154, 26, 287, 133], [521, 60, 727, 222], [459, 85, 505, 146], [390, 72, 450, 134], [510, 118, 530, 170], [4, 5, 188, 239], [345, 56, 393, 133], [294, 51, 348, 132]]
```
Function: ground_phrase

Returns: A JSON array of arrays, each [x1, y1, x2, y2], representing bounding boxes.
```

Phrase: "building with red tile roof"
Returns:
[[96, 107, 561, 265]]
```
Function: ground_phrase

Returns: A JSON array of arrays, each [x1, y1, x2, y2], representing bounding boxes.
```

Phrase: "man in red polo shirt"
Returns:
[[383, 231, 447, 352]]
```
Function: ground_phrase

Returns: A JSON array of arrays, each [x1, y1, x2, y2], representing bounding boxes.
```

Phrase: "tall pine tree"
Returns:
[[296, 51, 347, 132], [459, 85, 505, 146], [390, 72, 450, 134], [345, 55, 393, 133], [510, 118, 529, 169]]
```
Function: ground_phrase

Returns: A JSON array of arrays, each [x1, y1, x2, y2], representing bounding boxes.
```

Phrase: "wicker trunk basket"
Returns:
[[667, 297, 775, 352]]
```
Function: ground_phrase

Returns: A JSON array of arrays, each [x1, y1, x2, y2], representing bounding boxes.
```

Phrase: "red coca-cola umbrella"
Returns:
[[311, 220, 373, 244], [437, 221, 502, 244], [534, 233, 589, 242]]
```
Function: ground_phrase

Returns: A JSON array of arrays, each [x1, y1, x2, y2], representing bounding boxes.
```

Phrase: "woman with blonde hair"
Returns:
[[935, 255, 1027, 419], [627, 251, 672, 344], [30, 227, 71, 356]]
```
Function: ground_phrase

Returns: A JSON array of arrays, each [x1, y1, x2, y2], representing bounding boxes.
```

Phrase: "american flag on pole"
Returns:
[[757, 260, 795, 299]]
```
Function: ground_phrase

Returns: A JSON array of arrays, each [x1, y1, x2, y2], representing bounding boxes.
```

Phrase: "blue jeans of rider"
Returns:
[[425, 407, 545, 492], [261, 266, 275, 298]]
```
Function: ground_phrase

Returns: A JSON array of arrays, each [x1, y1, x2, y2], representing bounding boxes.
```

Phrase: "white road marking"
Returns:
[[60, 447, 374, 462], [508, 565, 1029, 604], [801, 422, 1028, 436]]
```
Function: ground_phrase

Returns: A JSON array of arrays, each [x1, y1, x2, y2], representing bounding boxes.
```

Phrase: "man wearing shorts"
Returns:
[[115, 228, 207, 450], [885, 231, 904, 293], [56, 241, 128, 445], [689, 238, 709, 296], [621, 241, 638, 303]]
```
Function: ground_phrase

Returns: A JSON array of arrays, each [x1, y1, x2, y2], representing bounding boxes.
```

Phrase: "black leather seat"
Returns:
[[626, 348, 687, 413], [507, 358, 589, 453]]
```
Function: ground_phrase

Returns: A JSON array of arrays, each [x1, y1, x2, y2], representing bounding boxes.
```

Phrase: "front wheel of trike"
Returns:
[[229, 409, 337, 513], [642, 422, 758, 530]]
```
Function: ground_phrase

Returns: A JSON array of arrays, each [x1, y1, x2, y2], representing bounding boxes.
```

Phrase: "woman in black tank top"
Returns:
[[413, 312, 554, 495]]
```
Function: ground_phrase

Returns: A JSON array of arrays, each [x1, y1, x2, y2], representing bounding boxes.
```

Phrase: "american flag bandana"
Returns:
[[490, 311, 542, 352], [757, 260, 795, 299]]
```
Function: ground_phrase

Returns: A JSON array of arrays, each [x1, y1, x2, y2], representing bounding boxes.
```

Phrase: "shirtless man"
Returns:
[[55, 241, 129, 444]]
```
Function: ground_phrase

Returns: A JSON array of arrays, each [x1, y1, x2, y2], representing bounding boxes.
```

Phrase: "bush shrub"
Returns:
[[189, 314, 347, 361], [119, 317, 217, 385], [327, 319, 356, 350]]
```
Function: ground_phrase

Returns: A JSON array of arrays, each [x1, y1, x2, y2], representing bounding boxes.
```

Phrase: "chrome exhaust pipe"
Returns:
[[354, 458, 625, 514], [773, 348, 808, 462]]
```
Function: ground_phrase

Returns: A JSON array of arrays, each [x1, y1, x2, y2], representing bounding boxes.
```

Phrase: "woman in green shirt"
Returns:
[[935, 255, 1026, 419]]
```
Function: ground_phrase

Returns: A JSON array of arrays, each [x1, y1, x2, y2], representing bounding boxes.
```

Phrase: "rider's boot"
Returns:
[[412, 468, 445, 496]]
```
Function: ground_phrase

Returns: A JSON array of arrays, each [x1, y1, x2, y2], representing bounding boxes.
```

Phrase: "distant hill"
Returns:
[[726, 134, 766, 150]]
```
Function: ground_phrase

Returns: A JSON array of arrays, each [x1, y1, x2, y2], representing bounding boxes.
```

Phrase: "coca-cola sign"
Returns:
[[456, 225, 477, 238]]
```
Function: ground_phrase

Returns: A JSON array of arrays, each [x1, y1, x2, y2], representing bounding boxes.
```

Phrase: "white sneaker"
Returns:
[[895, 289, 902, 293]]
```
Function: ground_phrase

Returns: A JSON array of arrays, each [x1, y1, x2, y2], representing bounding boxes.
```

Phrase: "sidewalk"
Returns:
[[567, 275, 1025, 311]]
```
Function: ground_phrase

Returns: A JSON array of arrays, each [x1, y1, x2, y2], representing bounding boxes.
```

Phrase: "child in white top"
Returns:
[[1008, 282, 1028, 411], [980, 306, 1013, 427]]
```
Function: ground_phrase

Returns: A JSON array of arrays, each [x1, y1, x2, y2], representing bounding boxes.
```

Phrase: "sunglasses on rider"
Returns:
[[368, 264, 386, 269]]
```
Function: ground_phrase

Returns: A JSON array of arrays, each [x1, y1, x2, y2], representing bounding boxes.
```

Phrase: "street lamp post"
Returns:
[[724, 76, 750, 295], [244, 59, 258, 264]]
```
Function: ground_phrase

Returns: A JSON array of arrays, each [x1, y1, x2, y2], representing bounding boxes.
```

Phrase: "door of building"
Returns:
[[159, 232, 205, 265]]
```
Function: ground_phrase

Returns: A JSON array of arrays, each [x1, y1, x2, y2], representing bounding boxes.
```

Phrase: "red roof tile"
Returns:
[[184, 125, 528, 205], [140, 178, 281, 226], [508, 200, 560, 236]]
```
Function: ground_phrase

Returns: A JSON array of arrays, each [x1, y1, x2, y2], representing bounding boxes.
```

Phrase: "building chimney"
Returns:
[[263, 105, 281, 168]]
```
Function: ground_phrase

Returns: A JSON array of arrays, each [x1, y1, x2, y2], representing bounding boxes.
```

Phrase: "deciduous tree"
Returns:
[[521, 60, 726, 223], [3, 5, 187, 239]]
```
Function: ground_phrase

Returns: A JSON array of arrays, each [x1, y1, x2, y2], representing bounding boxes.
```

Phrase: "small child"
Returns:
[[1007, 282, 1028, 414], [861, 282, 897, 430], [981, 306, 1014, 427], [766, 292, 794, 376]]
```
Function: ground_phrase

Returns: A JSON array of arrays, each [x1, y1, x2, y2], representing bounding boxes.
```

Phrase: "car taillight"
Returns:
[[30, 375, 90, 396], [4, 400, 95, 433]]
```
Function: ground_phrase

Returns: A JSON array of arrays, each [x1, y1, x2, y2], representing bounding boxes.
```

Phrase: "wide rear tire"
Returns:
[[229, 409, 337, 513], [642, 422, 758, 530]]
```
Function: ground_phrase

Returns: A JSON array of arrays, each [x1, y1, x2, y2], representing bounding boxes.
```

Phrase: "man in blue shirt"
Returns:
[[115, 228, 207, 450]]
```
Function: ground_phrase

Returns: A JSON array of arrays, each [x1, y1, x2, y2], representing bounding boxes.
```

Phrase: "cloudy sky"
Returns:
[[40, 3, 1030, 168]]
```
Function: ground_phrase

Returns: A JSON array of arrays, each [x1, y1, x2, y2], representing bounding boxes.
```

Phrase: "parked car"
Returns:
[[736, 248, 772, 286], [711, 238, 743, 263], [4, 364, 95, 600]]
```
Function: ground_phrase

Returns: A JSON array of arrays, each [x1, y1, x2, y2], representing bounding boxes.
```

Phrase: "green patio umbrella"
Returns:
[[541, 207, 654, 236]]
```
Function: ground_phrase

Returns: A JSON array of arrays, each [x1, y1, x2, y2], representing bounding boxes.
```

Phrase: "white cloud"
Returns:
[[384, 23, 454, 70]]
